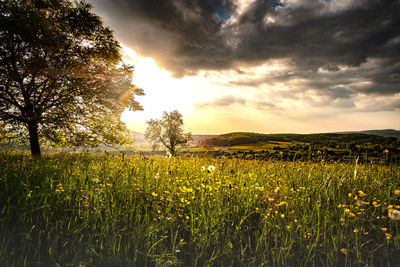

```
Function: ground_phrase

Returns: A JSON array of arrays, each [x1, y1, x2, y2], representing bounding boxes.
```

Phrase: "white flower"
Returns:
[[388, 209, 400, 221], [208, 165, 215, 172], [201, 166, 206, 172], [155, 173, 160, 179], [93, 178, 100, 183]]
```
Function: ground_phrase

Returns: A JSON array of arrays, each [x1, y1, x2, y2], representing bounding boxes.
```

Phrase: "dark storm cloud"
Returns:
[[90, 0, 400, 100], [90, 0, 237, 75]]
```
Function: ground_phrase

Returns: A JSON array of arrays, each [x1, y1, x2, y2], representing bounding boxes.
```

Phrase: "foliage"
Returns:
[[145, 110, 191, 157], [0, 0, 144, 156], [1, 152, 400, 266]]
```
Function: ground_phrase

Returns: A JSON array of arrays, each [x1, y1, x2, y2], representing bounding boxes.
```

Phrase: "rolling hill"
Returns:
[[202, 131, 400, 148]]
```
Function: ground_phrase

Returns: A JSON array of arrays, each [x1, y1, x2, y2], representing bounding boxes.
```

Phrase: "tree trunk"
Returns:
[[27, 120, 41, 157]]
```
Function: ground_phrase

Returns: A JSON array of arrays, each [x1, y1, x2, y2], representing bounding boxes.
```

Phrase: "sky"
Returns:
[[88, 0, 400, 134]]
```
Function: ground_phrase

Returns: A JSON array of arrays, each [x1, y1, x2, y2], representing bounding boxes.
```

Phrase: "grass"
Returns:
[[1, 151, 400, 266]]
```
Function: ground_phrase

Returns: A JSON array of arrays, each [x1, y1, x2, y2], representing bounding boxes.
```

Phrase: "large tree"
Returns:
[[145, 110, 191, 157], [0, 0, 143, 156]]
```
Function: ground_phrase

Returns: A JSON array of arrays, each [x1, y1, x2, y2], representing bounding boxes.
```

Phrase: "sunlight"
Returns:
[[120, 45, 196, 131]]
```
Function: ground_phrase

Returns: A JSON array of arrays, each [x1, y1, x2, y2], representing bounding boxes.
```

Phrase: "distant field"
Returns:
[[1, 151, 400, 266], [227, 141, 293, 151]]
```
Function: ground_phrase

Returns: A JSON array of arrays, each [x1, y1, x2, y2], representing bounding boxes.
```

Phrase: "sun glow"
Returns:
[[120, 45, 196, 132]]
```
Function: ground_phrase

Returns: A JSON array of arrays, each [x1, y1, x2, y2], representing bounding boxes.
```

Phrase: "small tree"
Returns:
[[0, 0, 144, 156], [145, 110, 191, 157]]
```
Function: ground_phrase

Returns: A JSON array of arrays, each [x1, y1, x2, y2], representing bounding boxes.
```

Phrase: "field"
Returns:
[[1, 151, 400, 266]]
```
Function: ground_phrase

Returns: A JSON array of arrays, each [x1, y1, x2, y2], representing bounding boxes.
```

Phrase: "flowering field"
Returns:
[[1, 151, 400, 266]]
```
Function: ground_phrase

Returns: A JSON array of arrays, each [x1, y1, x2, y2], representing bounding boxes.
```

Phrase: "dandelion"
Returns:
[[394, 189, 400, 195], [340, 248, 348, 255], [385, 233, 392, 240], [388, 209, 400, 221], [66, 195, 71, 200], [353, 229, 359, 233], [208, 165, 215, 172], [275, 201, 288, 207], [381, 227, 387, 232], [151, 192, 158, 197], [358, 190, 366, 197]]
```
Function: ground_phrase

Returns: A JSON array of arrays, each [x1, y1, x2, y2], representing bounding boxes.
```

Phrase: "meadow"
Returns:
[[1, 151, 400, 266]]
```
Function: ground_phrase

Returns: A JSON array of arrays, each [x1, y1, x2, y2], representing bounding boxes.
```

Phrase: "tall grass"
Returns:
[[0, 151, 399, 266]]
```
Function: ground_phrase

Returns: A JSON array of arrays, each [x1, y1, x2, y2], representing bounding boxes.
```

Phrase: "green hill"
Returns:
[[335, 129, 400, 138], [203, 131, 399, 148]]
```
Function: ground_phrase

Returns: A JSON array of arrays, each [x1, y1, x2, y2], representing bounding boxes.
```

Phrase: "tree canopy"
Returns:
[[0, 0, 143, 156], [145, 110, 191, 157]]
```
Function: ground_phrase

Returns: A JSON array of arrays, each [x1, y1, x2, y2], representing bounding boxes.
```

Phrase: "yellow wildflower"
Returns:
[[358, 190, 366, 197]]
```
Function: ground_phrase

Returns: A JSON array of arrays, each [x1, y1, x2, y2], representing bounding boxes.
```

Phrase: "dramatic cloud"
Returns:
[[90, 0, 400, 128]]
